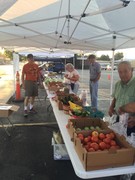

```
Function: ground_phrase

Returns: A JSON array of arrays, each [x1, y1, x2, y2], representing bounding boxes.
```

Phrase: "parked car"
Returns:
[[45, 62, 65, 73], [101, 64, 117, 70]]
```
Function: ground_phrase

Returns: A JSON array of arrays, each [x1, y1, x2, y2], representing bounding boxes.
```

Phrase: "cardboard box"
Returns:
[[74, 132, 135, 171], [67, 118, 109, 141], [52, 138, 70, 160], [0, 103, 20, 117]]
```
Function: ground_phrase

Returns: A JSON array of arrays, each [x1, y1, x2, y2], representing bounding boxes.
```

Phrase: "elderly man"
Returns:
[[108, 61, 135, 134]]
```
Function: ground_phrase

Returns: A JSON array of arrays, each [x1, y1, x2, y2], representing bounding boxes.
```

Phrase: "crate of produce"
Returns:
[[74, 130, 135, 171], [67, 118, 109, 141]]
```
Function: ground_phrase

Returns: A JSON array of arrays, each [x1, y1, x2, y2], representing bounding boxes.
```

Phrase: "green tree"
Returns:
[[4, 50, 13, 60], [114, 52, 124, 60], [97, 54, 110, 61], [20, 54, 26, 62]]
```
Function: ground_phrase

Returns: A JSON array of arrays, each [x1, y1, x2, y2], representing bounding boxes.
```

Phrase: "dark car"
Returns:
[[47, 62, 65, 73]]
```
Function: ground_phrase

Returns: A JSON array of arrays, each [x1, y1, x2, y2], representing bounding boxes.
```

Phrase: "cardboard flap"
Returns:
[[0, 105, 12, 110], [10, 105, 20, 111], [0, 103, 20, 112]]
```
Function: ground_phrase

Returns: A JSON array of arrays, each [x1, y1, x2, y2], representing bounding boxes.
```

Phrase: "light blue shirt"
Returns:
[[89, 62, 101, 80]]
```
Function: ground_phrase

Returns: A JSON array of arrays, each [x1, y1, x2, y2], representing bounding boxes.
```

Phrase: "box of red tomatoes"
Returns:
[[73, 130, 135, 171]]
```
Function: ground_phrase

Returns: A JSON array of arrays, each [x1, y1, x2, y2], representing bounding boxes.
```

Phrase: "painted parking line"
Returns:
[[0, 122, 57, 128]]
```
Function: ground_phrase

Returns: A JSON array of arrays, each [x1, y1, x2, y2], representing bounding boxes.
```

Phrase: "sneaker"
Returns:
[[24, 110, 28, 117], [29, 108, 37, 114]]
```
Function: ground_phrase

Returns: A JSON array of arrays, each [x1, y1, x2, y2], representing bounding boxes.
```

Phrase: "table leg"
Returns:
[[0, 119, 11, 136]]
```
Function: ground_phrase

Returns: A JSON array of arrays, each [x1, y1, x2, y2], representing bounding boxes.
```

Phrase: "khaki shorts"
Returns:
[[25, 80, 38, 97]]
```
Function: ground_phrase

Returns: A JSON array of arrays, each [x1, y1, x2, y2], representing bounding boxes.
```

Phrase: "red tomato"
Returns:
[[88, 148, 95, 152], [90, 142, 99, 151], [110, 140, 117, 146], [99, 133, 106, 140], [106, 133, 112, 139], [109, 132, 115, 139], [77, 134, 84, 142], [103, 138, 111, 144], [84, 137, 90, 144], [99, 142, 107, 150], [91, 136, 99, 143]]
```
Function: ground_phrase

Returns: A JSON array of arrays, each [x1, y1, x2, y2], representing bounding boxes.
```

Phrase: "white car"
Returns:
[[101, 64, 117, 70]]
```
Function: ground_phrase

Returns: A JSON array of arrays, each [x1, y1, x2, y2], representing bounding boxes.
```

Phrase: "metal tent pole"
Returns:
[[110, 35, 116, 104], [81, 53, 85, 88]]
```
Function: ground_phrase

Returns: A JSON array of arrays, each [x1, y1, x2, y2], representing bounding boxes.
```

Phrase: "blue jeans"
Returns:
[[89, 81, 98, 109]]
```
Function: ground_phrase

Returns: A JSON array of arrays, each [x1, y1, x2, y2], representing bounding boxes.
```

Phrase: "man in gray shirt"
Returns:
[[88, 54, 101, 109]]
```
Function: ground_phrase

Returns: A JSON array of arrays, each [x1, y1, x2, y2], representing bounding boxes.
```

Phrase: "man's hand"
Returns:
[[128, 116, 135, 128], [118, 106, 125, 115]]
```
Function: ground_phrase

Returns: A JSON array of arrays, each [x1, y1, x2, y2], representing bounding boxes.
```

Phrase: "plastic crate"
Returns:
[[52, 138, 70, 160]]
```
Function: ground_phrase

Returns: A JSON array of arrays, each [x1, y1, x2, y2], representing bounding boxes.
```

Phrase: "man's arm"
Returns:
[[69, 74, 79, 82], [21, 68, 25, 89], [94, 72, 101, 82], [94, 63, 101, 82], [119, 102, 135, 114], [108, 98, 116, 116]]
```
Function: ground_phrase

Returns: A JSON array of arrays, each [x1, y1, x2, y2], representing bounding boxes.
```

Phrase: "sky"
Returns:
[[96, 48, 135, 60]]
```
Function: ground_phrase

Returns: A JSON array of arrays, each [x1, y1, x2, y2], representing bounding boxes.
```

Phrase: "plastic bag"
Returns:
[[109, 113, 129, 137], [79, 90, 87, 106]]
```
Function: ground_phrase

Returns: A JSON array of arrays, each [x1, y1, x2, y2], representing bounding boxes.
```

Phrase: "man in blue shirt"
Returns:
[[88, 54, 101, 110]]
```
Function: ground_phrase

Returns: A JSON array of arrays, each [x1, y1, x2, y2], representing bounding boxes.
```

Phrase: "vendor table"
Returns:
[[43, 82, 135, 179]]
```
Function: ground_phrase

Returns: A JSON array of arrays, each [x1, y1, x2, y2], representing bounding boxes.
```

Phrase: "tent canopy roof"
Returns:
[[0, 0, 135, 53]]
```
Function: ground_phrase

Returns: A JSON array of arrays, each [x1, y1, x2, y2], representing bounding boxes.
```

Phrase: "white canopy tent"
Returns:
[[0, 0, 135, 96], [0, 0, 135, 52]]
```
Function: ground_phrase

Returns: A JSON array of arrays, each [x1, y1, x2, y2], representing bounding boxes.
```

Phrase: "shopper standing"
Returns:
[[88, 54, 101, 110], [21, 54, 39, 117], [64, 63, 80, 94]]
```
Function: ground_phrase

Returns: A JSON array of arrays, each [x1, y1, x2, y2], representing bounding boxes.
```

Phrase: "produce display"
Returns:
[[77, 131, 121, 152], [43, 78, 135, 170], [47, 72, 57, 76], [76, 125, 102, 131], [84, 106, 104, 118], [68, 101, 82, 111], [70, 109, 90, 117], [59, 95, 80, 106], [45, 77, 63, 86]]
